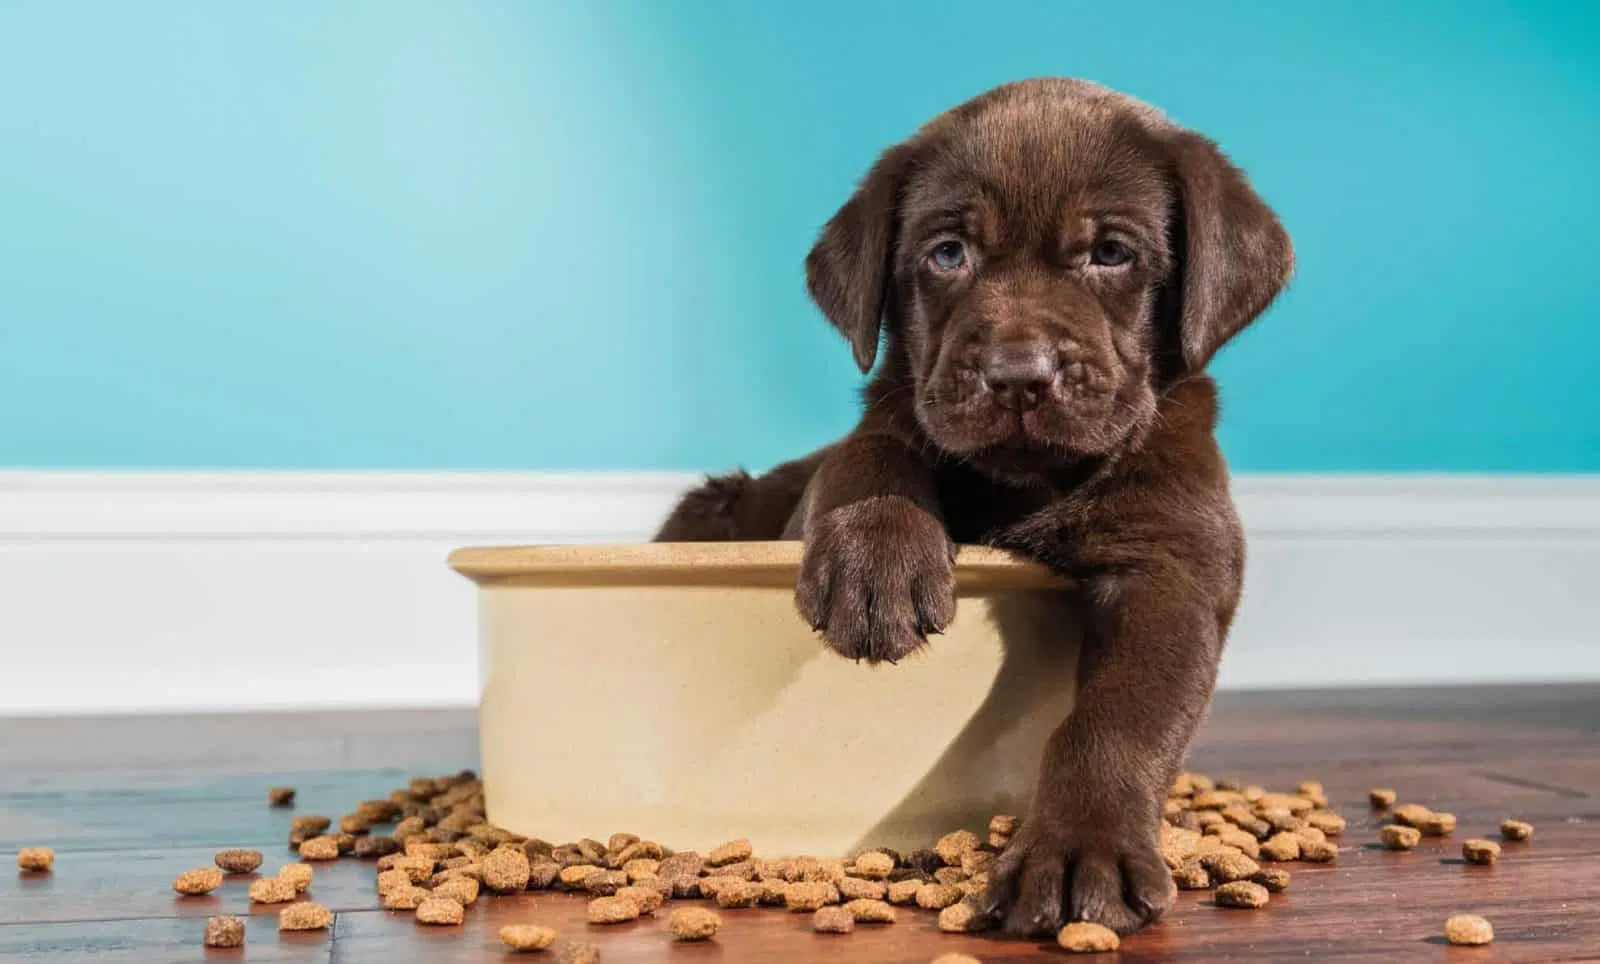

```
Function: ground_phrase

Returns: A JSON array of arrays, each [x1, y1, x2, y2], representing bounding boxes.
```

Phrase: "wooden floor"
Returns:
[[2, 685, 1597, 962]]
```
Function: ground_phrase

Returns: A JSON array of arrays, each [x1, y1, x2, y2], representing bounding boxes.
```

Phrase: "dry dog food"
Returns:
[[937, 901, 982, 933], [1391, 804, 1433, 828], [1368, 788, 1397, 809], [555, 941, 601, 964], [1417, 812, 1457, 836], [1299, 839, 1339, 862], [915, 883, 964, 910], [1444, 914, 1494, 946], [852, 851, 895, 880], [1501, 819, 1534, 841], [416, 897, 465, 925], [214, 849, 263, 874], [203, 915, 245, 948], [1215, 880, 1270, 909], [483, 846, 532, 892], [836, 876, 886, 901], [354, 834, 401, 859], [279, 901, 333, 931], [433, 876, 480, 906], [844, 898, 896, 923], [1252, 867, 1291, 892], [16, 848, 53, 872], [172, 867, 224, 896], [667, 907, 721, 941], [706, 838, 753, 867], [382, 886, 430, 910], [291, 815, 331, 835], [582, 869, 628, 896], [887, 879, 924, 904], [1381, 825, 1422, 850], [1462, 839, 1502, 865], [812, 906, 855, 933], [281, 862, 315, 890], [933, 830, 980, 866], [1260, 832, 1301, 862], [1200, 851, 1259, 883], [248, 877, 299, 904], [298, 836, 340, 861], [501, 923, 559, 951], [587, 895, 642, 924], [268, 787, 296, 806], [1057, 921, 1120, 953], [1172, 861, 1210, 890], [713, 879, 762, 908], [616, 885, 664, 914]]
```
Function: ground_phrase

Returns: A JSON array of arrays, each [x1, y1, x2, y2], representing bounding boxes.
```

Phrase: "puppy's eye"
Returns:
[[1090, 240, 1133, 267], [929, 240, 967, 271]]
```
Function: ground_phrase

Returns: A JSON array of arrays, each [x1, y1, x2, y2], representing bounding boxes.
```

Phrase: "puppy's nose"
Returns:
[[981, 343, 1059, 411]]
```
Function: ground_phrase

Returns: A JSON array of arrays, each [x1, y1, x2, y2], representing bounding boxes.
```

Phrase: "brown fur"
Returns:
[[654, 78, 1292, 936]]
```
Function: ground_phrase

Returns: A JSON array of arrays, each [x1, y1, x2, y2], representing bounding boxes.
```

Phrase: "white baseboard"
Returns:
[[2, 471, 1597, 715]]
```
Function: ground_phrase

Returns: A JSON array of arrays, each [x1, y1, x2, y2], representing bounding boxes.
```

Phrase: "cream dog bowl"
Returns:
[[449, 542, 1079, 857]]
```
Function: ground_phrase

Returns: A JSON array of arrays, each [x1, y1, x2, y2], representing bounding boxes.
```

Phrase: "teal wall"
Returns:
[[1, 1, 1595, 472]]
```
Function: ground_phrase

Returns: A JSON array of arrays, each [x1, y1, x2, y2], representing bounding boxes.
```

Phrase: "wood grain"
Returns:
[[3, 686, 1597, 962]]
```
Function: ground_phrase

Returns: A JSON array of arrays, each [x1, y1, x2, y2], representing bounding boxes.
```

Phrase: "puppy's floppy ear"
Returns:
[[1165, 130, 1294, 372], [805, 144, 916, 373]]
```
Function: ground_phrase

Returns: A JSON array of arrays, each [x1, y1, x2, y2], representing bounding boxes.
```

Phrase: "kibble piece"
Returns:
[[812, 906, 855, 933], [784, 881, 834, 912], [339, 813, 371, 836], [203, 915, 245, 948], [1501, 819, 1534, 841], [501, 923, 559, 951], [1417, 812, 1457, 836], [852, 850, 895, 880], [17, 847, 54, 872], [173, 867, 224, 896], [291, 815, 331, 835], [1462, 839, 1502, 865], [269, 787, 297, 806], [279, 901, 333, 931], [248, 876, 299, 904], [1057, 921, 1120, 953], [607, 832, 640, 853], [555, 942, 601, 964], [1306, 810, 1346, 836], [358, 799, 401, 823], [1260, 832, 1301, 862], [1445, 914, 1494, 946], [1172, 861, 1210, 890], [214, 849, 264, 874], [1252, 867, 1291, 892], [706, 838, 753, 867], [1299, 839, 1339, 862], [621, 858, 660, 882], [915, 883, 963, 910], [934, 830, 981, 866], [1295, 826, 1328, 846], [354, 835, 401, 859], [886, 879, 923, 904], [298, 836, 340, 861], [616, 885, 664, 914], [382, 886, 430, 910], [1194, 810, 1226, 830], [415, 897, 465, 926], [1381, 825, 1422, 851], [937, 901, 982, 933], [587, 895, 642, 924], [1392, 803, 1433, 828], [657, 851, 703, 879], [713, 879, 762, 909], [559, 864, 601, 889], [1201, 851, 1260, 883], [837, 875, 887, 901], [844, 898, 896, 923], [1215, 880, 1270, 909], [278, 863, 314, 892], [1214, 827, 1261, 859], [582, 869, 628, 896], [989, 814, 1020, 837], [666, 906, 721, 942], [434, 876, 480, 906], [529, 861, 562, 890], [670, 874, 701, 899], [483, 846, 532, 893], [1369, 788, 1397, 809]]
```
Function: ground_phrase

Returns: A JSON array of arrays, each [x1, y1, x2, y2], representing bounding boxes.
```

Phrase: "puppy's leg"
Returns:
[[653, 450, 826, 542], [792, 433, 955, 663], [982, 524, 1238, 935]]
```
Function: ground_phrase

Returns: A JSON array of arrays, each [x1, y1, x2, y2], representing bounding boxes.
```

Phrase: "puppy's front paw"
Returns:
[[794, 496, 955, 663], [983, 814, 1174, 937]]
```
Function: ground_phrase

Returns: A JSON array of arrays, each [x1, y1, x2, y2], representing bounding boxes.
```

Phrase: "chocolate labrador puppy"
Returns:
[[655, 77, 1292, 935]]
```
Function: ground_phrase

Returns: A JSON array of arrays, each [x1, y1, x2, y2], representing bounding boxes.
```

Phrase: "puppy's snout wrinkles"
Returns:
[[981, 342, 1059, 411]]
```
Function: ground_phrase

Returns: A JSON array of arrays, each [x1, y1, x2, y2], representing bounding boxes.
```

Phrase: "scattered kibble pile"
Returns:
[[11, 770, 1538, 956]]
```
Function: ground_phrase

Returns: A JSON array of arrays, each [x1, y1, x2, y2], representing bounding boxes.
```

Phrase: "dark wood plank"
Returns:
[[0, 916, 332, 964]]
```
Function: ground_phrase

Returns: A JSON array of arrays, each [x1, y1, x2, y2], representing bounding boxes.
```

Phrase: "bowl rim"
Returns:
[[448, 541, 1068, 590]]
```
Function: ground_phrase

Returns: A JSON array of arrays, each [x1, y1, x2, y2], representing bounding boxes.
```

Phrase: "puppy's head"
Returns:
[[807, 79, 1293, 481]]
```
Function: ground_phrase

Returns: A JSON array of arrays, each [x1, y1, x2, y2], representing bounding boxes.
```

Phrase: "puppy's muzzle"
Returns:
[[980, 341, 1060, 412]]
